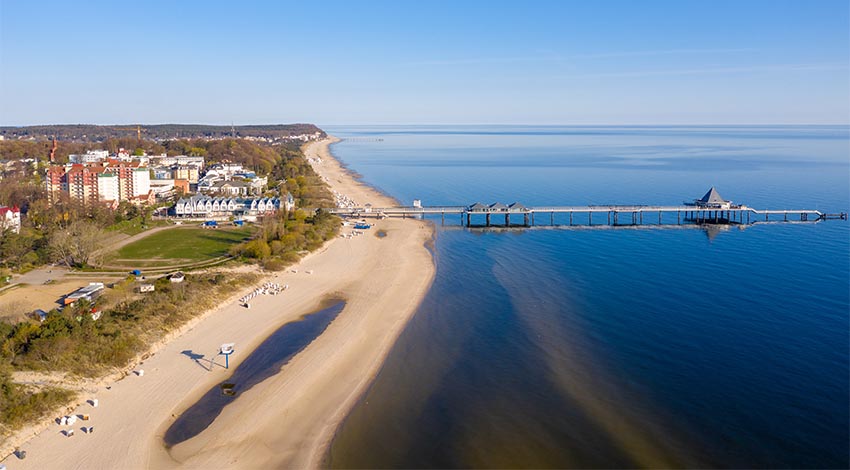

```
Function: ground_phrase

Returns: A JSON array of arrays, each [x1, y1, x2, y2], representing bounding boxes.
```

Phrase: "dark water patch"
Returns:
[[163, 299, 345, 447]]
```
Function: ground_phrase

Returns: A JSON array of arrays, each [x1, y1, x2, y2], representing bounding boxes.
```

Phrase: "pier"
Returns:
[[327, 188, 847, 228]]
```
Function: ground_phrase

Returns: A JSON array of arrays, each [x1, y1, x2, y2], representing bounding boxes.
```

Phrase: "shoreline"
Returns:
[[2, 137, 436, 469]]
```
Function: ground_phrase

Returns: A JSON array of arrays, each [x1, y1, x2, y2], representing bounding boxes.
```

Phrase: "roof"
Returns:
[[468, 202, 488, 211], [698, 187, 728, 204], [508, 202, 528, 211], [489, 202, 508, 210], [0, 206, 20, 215], [212, 180, 252, 188]]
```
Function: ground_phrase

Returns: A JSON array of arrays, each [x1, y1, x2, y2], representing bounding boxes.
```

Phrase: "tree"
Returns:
[[49, 220, 104, 268], [0, 231, 34, 269]]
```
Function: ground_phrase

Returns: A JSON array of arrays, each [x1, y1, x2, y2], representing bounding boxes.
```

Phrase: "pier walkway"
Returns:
[[326, 188, 847, 228]]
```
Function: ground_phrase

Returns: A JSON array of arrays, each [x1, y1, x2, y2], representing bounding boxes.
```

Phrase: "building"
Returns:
[[692, 187, 732, 209], [0, 205, 21, 233], [65, 164, 102, 206], [205, 180, 254, 196], [45, 159, 153, 206], [62, 282, 104, 306], [97, 172, 119, 203], [69, 150, 109, 164], [131, 167, 150, 197], [173, 194, 291, 218], [149, 179, 175, 197], [174, 165, 199, 184]]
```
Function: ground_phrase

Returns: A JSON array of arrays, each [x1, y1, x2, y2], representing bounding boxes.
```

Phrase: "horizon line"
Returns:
[[2, 122, 849, 128]]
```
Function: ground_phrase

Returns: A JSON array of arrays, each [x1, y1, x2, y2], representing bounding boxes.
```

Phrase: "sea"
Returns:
[[323, 125, 849, 469]]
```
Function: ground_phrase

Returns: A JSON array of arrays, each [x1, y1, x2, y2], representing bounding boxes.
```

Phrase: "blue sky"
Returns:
[[1, 0, 848, 125]]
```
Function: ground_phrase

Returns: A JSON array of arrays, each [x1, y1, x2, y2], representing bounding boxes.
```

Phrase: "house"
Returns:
[[169, 272, 185, 283], [468, 202, 488, 212], [284, 192, 295, 211], [0, 205, 21, 233]]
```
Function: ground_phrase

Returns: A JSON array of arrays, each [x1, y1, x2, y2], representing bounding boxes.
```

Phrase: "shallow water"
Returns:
[[326, 126, 849, 468], [163, 300, 345, 446]]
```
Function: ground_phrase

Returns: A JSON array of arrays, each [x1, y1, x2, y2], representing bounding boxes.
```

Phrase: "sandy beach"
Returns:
[[2, 137, 436, 469]]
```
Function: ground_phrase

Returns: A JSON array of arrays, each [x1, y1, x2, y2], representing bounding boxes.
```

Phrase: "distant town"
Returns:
[[0, 124, 328, 236], [0, 123, 325, 144]]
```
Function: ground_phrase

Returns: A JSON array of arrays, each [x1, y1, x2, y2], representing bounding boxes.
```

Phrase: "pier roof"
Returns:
[[698, 187, 728, 204]]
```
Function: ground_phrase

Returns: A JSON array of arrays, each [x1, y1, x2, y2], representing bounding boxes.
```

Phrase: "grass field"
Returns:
[[110, 226, 253, 267]]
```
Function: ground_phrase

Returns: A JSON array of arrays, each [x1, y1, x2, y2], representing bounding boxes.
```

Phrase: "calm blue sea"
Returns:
[[324, 126, 850, 469]]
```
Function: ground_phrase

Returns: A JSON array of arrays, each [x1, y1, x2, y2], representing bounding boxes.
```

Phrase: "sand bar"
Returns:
[[2, 137, 436, 469]]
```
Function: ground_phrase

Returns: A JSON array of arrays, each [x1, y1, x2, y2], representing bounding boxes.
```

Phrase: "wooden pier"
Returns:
[[327, 188, 847, 228]]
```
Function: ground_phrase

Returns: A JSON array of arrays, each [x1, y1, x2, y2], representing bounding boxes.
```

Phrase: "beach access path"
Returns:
[[2, 137, 436, 469]]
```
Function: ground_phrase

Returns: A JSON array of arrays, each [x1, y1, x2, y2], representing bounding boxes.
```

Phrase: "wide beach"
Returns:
[[2, 137, 436, 469]]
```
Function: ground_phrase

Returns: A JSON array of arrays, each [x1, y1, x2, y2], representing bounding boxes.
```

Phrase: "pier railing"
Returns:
[[327, 204, 847, 227]]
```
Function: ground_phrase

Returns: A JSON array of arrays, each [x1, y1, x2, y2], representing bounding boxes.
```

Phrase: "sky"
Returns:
[[1, 0, 848, 125]]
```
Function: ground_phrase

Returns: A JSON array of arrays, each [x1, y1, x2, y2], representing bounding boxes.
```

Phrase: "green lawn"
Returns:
[[112, 226, 252, 266]]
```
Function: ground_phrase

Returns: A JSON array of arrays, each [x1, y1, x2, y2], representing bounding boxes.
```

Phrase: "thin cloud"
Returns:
[[405, 48, 757, 67], [406, 56, 562, 66], [558, 62, 850, 79], [569, 47, 758, 59]]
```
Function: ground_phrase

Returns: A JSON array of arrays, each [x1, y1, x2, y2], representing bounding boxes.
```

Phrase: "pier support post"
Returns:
[[505, 213, 510, 227], [524, 213, 529, 226], [784, 212, 787, 221], [608, 212, 611, 225], [569, 212, 573, 225], [614, 212, 618, 225], [765, 213, 768, 221], [551, 212, 554, 225], [441, 212, 444, 225], [658, 211, 662, 224], [588, 212, 592, 225], [640, 212, 643, 224], [531, 212, 535, 225], [467, 213, 471, 226], [486, 213, 491, 226]]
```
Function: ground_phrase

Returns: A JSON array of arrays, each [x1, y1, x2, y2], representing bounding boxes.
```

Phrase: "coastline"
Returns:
[[2, 137, 436, 469]]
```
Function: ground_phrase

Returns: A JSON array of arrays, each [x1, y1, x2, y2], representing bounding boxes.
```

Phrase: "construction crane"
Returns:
[[114, 125, 147, 142]]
